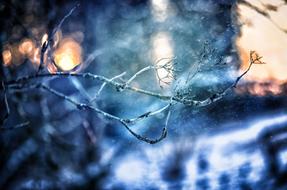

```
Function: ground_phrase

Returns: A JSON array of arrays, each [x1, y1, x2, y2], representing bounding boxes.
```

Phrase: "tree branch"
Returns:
[[37, 3, 80, 73], [26, 83, 168, 144], [4, 50, 257, 108], [90, 72, 126, 103]]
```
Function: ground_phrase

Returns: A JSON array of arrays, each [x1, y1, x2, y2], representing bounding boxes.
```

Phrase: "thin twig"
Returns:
[[233, 50, 265, 88], [125, 102, 174, 124], [121, 121, 167, 144], [165, 107, 171, 127], [125, 66, 155, 87], [51, 4, 80, 38], [175, 51, 260, 107], [155, 58, 176, 87], [4, 52, 256, 107], [36, 83, 167, 144], [37, 3, 80, 73], [124, 58, 175, 89], [233, 59, 253, 88], [5, 72, 172, 102], [90, 72, 126, 103], [1, 47, 259, 143]]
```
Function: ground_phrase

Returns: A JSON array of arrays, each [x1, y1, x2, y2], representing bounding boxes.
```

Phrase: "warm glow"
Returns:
[[236, 0, 287, 95], [151, 32, 174, 86], [18, 39, 35, 56], [2, 50, 12, 66], [236, 82, 282, 96], [32, 48, 41, 66], [54, 37, 82, 71], [2, 31, 81, 71]]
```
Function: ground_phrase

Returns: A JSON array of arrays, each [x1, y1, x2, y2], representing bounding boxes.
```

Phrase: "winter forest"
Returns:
[[1, 0, 287, 189]]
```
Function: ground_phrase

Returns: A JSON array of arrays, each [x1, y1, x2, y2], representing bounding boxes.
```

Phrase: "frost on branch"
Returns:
[[0, 3, 263, 145]]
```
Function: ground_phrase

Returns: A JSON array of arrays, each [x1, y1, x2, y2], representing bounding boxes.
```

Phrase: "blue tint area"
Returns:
[[1, 0, 287, 190]]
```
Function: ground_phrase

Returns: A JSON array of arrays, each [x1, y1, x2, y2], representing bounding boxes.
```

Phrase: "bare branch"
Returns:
[[5, 72, 172, 102], [185, 41, 210, 84], [37, 3, 80, 73], [122, 57, 176, 90], [233, 51, 265, 88], [125, 100, 173, 144], [124, 102, 174, 124], [5, 50, 258, 108], [90, 72, 126, 103], [1, 47, 259, 143], [121, 122, 167, 144], [155, 58, 177, 87], [175, 51, 262, 107], [165, 107, 171, 127], [51, 4, 80, 38], [125, 66, 155, 86], [31, 83, 167, 144]]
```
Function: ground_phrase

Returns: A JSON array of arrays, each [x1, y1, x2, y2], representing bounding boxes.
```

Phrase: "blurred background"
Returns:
[[0, 0, 287, 189]]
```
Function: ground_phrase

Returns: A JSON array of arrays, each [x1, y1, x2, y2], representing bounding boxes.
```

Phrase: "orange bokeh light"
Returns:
[[2, 50, 12, 66], [18, 39, 35, 56], [236, 0, 287, 95], [54, 37, 82, 71]]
